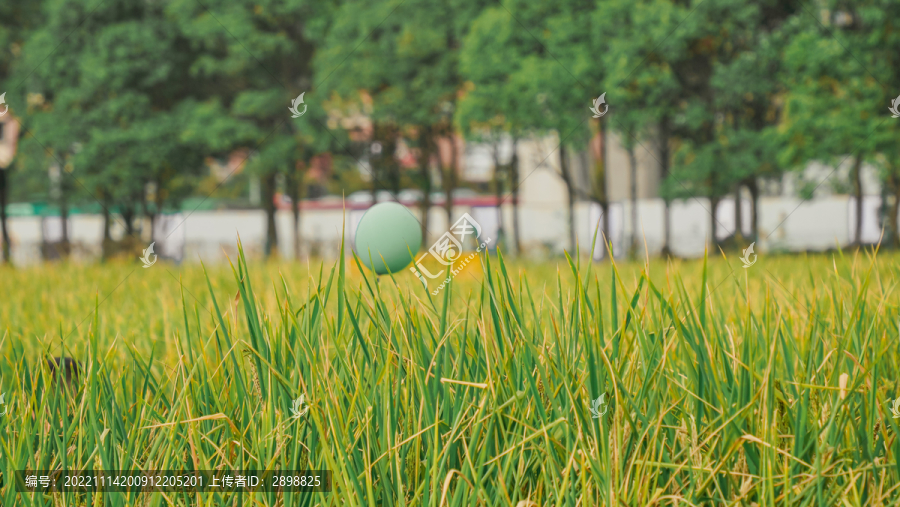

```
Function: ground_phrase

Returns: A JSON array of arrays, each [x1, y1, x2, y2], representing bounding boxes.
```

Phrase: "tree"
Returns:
[[529, 0, 598, 255], [14, 0, 214, 260], [600, 0, 799, 250], [316, 0, 481, 239], [699, 1, 797, 246], [457, 6, 535, 255], [460, 0, 596, 255], [169, 0, 330, 258], [0, 0, 42, 264], [594, 0, 683, 256], [780, 1, 900, 247]]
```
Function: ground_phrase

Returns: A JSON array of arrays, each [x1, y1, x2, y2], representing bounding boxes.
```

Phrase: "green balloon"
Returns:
[[354, 202, 423, 275]]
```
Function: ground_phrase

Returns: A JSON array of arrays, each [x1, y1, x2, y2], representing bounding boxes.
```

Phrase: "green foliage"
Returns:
[[5, 0, 900, 241], [779, 1, 900, 192], [12, 0, 210, 218]]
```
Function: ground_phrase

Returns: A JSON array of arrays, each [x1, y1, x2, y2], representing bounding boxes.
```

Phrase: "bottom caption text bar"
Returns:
[[15, 470, 331, 493]]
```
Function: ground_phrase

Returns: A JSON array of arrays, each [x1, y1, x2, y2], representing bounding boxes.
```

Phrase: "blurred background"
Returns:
[[0, 0, 896, 266]]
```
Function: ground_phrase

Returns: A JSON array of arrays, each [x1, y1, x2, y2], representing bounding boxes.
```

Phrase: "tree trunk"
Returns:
[[559, 145, 576, 253], [889, 171, 900, 248], [101, 197, 112, 261], [149, 178, 160, 246], [747, 177, 759, 242], [370, 123, 381, 204], [371, 170, 378, 204], [593, 123, 611, 260], [149, 213, 157, 249], [386, 131, 400, 198], [263, 171, 278, 258], [710, 197, 720, 247], [492, 140, 504, 250], [659, 115, 671, 257], [418, 139, 433, 250], [55, 165, 72, 259], [852, 156, 863, 246], [628, 146, 638, 258], [122, 205, 135, 238], [139, 183, 148, 241], [0, 169, 10, 264], [510, 137, 521, 256], [289, 165, 305, 260], [371, 122, 400, 202], [443, 134, 458, 226], [121, 201, 139, 255], [704, 115, 718, 251], [734, 182, 744, 243], [60, 188, 70, 258]]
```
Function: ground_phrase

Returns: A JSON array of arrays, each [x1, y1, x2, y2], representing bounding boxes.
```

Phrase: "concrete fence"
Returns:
[[0, 195, 890, 265]]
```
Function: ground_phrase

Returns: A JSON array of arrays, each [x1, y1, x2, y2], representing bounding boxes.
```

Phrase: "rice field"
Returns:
[[2, 243, 900, 506]]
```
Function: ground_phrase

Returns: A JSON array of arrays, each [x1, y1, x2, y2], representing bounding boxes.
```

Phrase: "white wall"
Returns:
[[1, 195, 893, 265]]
